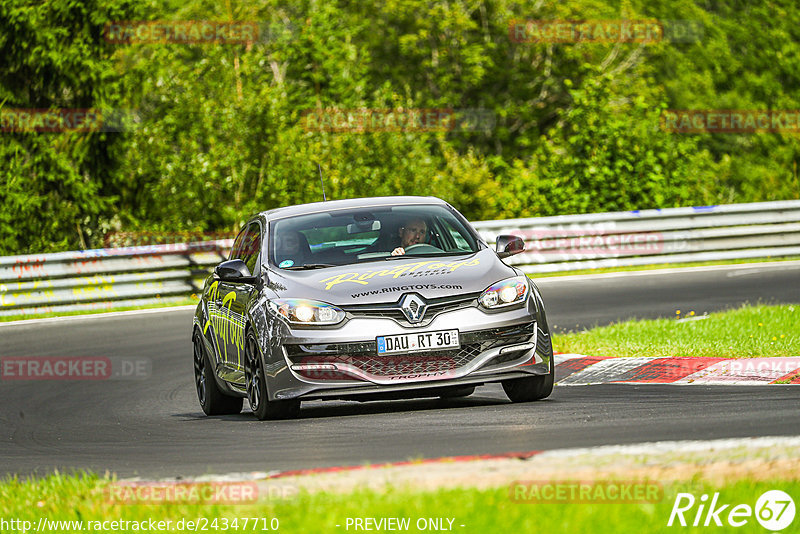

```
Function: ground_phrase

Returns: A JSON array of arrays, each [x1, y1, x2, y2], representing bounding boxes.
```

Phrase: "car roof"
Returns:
[[259, 196, 449, 221]]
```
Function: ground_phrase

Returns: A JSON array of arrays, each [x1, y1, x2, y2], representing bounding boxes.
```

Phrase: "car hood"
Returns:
[[266, 249, 517, 305]]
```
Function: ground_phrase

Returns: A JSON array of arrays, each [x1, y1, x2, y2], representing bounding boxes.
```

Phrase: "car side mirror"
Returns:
[[214, 259, 259, 284], [495, 235, 525, 259]]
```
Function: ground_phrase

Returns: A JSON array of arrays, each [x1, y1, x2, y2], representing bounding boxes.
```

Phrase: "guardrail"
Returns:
[[1, 200, 799, 317], [0, 241, 232, 317], [471, 200, 800, 274]]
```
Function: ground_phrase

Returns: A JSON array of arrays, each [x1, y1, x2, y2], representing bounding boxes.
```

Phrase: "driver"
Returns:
[[391, 217, 428, 256]]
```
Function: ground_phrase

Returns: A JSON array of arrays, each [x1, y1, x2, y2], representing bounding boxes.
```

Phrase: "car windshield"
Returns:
[[269, 204, 482, 269]]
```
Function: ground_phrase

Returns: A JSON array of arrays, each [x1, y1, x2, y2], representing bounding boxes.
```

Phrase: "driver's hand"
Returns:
[[391, 247, 405, 256]]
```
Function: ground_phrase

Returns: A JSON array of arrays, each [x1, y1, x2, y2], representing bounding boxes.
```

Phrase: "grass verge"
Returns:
[[1, 473, 798, 533], [554, 304, 799, 358]]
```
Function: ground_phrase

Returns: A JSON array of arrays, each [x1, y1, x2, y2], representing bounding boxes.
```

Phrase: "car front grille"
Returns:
[[289, 344, 483, 380], [339, 293, 480, 327], [285, 322, 535, 381]]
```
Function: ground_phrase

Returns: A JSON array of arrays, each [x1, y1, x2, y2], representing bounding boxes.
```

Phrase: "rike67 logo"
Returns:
[[668, 490, 795, 531]]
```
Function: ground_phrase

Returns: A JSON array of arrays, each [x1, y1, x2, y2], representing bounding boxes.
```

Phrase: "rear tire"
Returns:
[[502, 359, 554, 403], [193, 331, 243, 416], [245, 330, 300, 420]]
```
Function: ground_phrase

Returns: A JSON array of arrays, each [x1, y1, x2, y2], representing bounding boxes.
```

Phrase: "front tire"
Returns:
[[245, 330, 300, 420], [193, 331, 243, 416], [502, 358, 554, 403]]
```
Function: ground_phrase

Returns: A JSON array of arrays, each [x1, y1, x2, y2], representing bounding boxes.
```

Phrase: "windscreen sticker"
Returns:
[[279, 259, 294, 268], [319, 258, 480, 290]]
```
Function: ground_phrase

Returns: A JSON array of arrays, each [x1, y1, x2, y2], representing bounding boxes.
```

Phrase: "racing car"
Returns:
[[192, 196, 553, 419]]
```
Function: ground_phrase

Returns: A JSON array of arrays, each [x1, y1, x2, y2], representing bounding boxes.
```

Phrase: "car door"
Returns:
[[206, 226, 244, 370], [207, 225, 246, 382], [220, 221, 262, 382]]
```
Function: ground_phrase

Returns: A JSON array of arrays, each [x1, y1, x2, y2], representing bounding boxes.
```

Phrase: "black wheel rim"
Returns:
[[193, 335, 207, 405], [245, 334, 262, 412]]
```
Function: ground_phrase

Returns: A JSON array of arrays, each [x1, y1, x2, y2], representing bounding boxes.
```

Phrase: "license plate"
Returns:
[[376, 329, 460, 354]]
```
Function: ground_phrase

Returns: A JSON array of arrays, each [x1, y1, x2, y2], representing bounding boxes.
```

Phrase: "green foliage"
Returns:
[[0, 0, 147, 253], [2, 0, 800, 254], [503, 71, 725, 217]]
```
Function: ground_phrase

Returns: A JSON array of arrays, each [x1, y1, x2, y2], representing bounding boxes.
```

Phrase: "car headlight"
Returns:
[[268, 299, 345, 325], [479, 276, 529, 309]]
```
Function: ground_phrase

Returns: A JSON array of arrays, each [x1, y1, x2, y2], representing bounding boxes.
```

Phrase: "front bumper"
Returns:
[[261, 301, 551, 401]]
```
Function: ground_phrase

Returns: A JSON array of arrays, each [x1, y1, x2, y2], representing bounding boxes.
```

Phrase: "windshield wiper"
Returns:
[[283, 263, 336, 270]]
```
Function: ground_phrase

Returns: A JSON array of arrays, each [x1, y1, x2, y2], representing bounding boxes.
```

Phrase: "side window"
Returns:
[[240, 223, 261, 274]]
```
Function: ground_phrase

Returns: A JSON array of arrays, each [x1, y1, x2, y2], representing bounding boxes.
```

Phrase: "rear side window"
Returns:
[[239, 223, 261, 274], [229, 222, 261, 274], [229, 227, 248, 261]]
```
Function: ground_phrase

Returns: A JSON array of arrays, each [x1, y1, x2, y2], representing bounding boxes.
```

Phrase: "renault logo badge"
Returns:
[[399, 294, 427, 323]]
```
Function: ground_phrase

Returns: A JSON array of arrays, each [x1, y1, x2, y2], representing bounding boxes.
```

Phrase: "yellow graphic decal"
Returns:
[[319, 258, 481, 290], [204, 281, 245, 365], [203, 281, 220, 335], [221, 293, 236, 361]]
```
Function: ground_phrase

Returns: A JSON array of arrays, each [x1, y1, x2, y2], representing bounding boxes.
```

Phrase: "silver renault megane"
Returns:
[[192, 196, 553, 419]]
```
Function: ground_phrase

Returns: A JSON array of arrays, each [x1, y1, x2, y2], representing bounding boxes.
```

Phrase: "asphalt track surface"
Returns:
[[2, 262, 799, 478]]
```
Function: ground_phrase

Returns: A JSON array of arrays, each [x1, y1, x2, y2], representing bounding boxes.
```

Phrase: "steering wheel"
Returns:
[[403, 243, 442, 253]]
